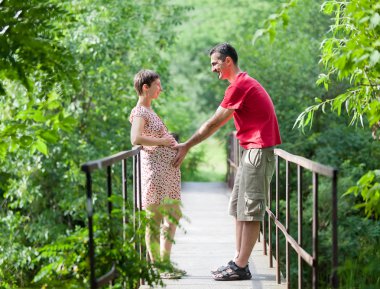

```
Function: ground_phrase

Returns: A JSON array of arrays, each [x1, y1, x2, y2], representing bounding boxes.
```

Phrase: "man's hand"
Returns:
[[171, 106, 233, 168], [172, 143, 189, 168]]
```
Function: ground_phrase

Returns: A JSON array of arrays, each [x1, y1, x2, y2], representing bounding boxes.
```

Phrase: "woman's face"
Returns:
[[147, 78, 162, 99]]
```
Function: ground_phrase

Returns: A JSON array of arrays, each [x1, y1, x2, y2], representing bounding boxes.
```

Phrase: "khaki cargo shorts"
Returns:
[[228, 147, 275, 222]]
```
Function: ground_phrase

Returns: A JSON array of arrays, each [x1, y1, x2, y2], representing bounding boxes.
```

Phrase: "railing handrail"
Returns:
[[274, 148, 337, 177], [82, 146, 142, 173]]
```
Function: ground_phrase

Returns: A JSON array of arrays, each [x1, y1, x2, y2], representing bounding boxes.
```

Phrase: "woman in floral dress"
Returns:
[[129, 70, 182, 277]]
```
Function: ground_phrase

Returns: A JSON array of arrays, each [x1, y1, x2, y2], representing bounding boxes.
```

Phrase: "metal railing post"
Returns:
[[268, 166, 273, 267], [122, 159, 127, 241], [276, 156, 280, 284], [331, 170, 339, 288], [85, 170, 96, 289], [312, 172, 319, 289], [298, 165, 303, 289], [286, 160, 290, 288]]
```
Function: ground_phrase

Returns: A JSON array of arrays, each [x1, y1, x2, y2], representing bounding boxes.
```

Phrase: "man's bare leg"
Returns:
[[234, 220, 260, 268], [234, 218, 243, 260]]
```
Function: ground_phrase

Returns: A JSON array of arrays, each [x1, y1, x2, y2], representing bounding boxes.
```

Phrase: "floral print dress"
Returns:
[[129, 106, 181, 209]]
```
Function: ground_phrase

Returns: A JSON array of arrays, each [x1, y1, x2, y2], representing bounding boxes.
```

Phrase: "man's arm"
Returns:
[[173, 106, 234, 167]]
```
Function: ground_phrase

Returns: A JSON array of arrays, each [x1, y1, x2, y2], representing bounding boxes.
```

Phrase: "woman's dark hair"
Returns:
[[134, 69, 160, 95], [209, 42, 238, 64]]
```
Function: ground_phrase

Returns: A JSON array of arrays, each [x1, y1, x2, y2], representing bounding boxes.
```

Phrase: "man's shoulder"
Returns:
[[235, 72, 260, 88]]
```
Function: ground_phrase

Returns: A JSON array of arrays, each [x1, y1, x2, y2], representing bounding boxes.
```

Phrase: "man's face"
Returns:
[[210, 53, 227, 80]]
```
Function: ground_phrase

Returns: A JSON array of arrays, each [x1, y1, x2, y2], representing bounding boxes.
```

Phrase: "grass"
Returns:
[[188, 136, 227, 182]]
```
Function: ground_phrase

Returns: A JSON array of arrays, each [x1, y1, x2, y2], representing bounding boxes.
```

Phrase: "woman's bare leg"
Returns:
[[145, 204, 162, 263], [160, 202, 182, 261]]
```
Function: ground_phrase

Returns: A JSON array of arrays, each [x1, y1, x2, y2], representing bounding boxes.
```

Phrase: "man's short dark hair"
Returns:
[[134, 69, 160, 95], [209, 43, 238, 64]]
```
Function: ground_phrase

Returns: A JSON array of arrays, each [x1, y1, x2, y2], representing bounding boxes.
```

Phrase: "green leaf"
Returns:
[[252, 29, 266, 45], [59, 115, 76, 132], [31, 110, 46, 122], [370, 12, 380, 28], [304, 110, 313, 126], [19, 135, 33, 147], [46, 100, 62, 110], [369, 50, 380, 67], [281, 12, 289, 26], [0, 142, 7, 160], [34, 138, 48, 156], [321, 1, 335, 15], [40, 130, 59, 143], [268, 26, 277, 43]]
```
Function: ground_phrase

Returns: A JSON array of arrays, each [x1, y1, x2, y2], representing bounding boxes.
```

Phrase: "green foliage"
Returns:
[[0, 0, 77, 93], [0, 0, 189, 287], [295, 0, 380, 133], [0, 0, 78, 160], [31, 209, 171, 289], [252, 0, 298, 44], [180, 149, 206, 181], [32, 227, 89, 287], [345, 169, 380, 219], [337, 214, 380, 289], [190, 137, 227, 182], [0, 2, 79, 286], [293, 0, 380, 219]]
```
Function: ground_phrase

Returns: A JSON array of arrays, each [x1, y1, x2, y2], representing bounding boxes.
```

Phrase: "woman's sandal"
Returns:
[[160, 271, 182, 279], [160, 267, 187, 279], [212, 262, 252, 281]]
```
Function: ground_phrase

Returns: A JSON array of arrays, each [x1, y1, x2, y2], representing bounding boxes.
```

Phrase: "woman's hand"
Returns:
[[160, 135, 176, 147]]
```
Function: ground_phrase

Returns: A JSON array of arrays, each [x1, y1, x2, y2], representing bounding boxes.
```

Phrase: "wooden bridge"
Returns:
[[81, 132, 338, 289]]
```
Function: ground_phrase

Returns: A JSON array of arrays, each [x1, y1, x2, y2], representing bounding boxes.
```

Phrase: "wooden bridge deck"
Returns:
[[141, 182, 286, 289]]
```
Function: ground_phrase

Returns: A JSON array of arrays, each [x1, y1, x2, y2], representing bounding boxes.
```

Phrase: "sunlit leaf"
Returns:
[[35, 138, 48, 156], [369, 50, 380, 67], [252, 29, 266, 45]]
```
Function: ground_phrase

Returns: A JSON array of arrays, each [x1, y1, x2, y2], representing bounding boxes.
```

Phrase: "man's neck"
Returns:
[[227, 66, 242, 83]]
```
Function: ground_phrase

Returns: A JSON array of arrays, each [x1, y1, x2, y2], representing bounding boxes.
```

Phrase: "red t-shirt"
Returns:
[[220, 72, 281, 149]]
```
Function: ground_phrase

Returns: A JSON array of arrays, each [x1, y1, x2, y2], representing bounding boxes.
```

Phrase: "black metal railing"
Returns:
[[227, 132, 338, 289], [81, 146, 143, 289]]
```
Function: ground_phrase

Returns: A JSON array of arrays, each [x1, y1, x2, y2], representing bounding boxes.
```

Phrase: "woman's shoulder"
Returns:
[[130, 106, 150, 124], [131, 105, 152, 117]]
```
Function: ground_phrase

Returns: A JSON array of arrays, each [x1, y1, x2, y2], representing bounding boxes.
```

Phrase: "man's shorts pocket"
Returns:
[[244, 192, 265, 218], [248, 149, 263, 167]]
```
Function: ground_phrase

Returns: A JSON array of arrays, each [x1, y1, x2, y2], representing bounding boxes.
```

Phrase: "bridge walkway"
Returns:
[[141, 182, 286, 289]]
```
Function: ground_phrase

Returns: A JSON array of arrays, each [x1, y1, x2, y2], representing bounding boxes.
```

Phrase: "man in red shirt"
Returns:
[[173, 43, 281, 281]]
